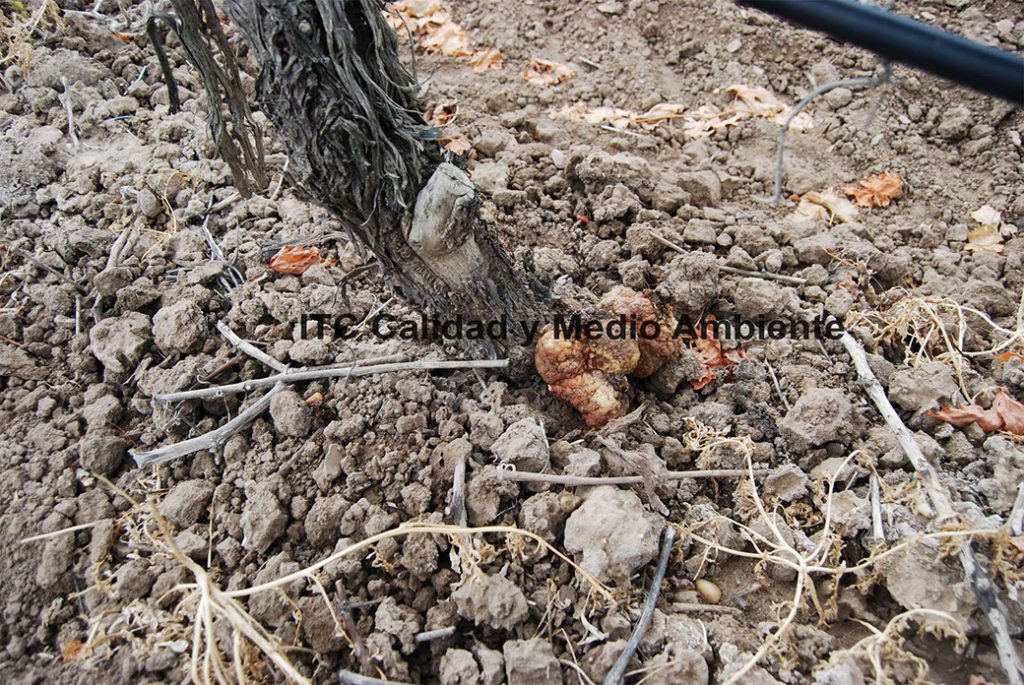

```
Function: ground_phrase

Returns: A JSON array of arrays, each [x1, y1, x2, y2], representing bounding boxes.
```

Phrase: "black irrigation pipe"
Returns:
[[736, 0, 1024, 106]]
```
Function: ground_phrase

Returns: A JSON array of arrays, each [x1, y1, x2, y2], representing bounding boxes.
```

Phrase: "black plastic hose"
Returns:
[[736, 0, 1024, 105]]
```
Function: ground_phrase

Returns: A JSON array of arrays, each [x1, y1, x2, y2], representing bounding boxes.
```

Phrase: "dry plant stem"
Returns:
[[653, 233, 807, 285], [765, 360, 791, 411], [771, 74, 890, 202], [719, 264, 807, 286], [450, 454, 467, 527], [215, 321, 287, 372], [840, 331, 1024, 685], [226, 522, 614, 603], [153, 357, 504, 402], [339, 670, 414, 685], [60, 77, 80, 152], [414, 626, 456, 642], [132, 382, 287, 467], [870, 474, 885, 542], [497, 468, 762, 486], [603, 526, 676, 685], [1009, 484, 1024, 536], [671, 602, 741, 615]]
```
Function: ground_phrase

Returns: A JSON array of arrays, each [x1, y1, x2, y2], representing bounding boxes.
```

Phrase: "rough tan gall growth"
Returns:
[[535, 288, 682, 427]]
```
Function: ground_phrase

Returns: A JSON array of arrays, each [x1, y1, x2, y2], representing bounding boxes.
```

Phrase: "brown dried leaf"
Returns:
[[62, 638, 89, 663], [842, 171, 904, 208], [928, 388, 1024, 435], [469, 47, 503, 72], [439, 135, 472, 155], [269, 245, 323, 275], [425, 100, 458, 127], [420, 20, 472, 57], [788, 190, 859, 225], [523, 58, 575, 87], [966, 224, 1004, 253]]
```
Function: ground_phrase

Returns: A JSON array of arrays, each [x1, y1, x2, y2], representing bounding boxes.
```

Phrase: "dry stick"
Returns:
[[771, 74, 890, 203], [450, 454, 467, 527], [671, 602, 741, 615], [870, 474, 885, 543], [414, 626, 455, 643], [719, 265, 807, 286], [497, 468, 763, 486], [603, 526, 676, 685], [339, 671, 415, 685], [653, 233, 807, 286], [215, 321, 287, 373], [1009, 484, 1024, 536], [765, 360, 791, 412], [840, 331, 1023, 685], [154, 357, 501, 403], [132, 382, 287, 467]]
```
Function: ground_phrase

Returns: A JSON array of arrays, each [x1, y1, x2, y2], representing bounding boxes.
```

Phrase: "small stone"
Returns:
[[823, 87, 853, 110], [676, 170, 721, 207], [89, 312, 151, 375], [137, 188, 162, 219], [159, 479, 215, 528], [78, 431, 128, 475], [472, 161, 510, 193], [564, 486, 664, 584], [779, 388, 856, 452], [152, 300, 207, 354], [313, 444, 344, 491], [695, 579, 721, 604], [504, 638, 564, 685], [490, 418, 549, 472], [440, 649, 481, 685], [452, 573, 529, 630], [270, 389, 312, 437], [888, 363, 958, 411], [241, 486, 287, 552], [763, 464, 809, 502]]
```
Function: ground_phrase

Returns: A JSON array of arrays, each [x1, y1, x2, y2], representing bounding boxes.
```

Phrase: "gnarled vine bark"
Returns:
[[171, 0, 544, 361]]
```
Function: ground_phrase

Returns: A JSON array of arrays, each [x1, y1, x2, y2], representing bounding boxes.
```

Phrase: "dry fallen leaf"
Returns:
[[966, 204, 1017, 256], [929, 388, 1024, 435], [686, 319, 744, 390], [440, 136, 472, 155], [552, 102, 686, 132], [966, 224, 1005, 253], [843, 171, 904, 208], [269, 245, 323, 275], [420, 20, 472, 56], [425, 100, 458, 127], [788, 190, 859, 225], [469, 47, 503, 72], [523, 58, 575, 87], [62, 638, 89, 663]]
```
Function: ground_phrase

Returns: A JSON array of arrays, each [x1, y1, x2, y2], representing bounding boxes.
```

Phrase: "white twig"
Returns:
[[671, 602, 741, 615], [870, 474, 885, 543], [20, 521, 100, 544], [60, 77, 80, 152], [719, 264, 807, 286], [765, 360, 791, 412], [840, 331, 1023, 685], [496, 468, 761, 486], [339, 670, 414, 685], [215, 322, 287, 373], [132, 383, 287, 468], [653, 233, 807, 285], [1009, 484, 1024, 536], [414, 626, 455, 642], [450, 454, 467, 527], [603, 527, 675, 685], [154, 357, 503, 403]]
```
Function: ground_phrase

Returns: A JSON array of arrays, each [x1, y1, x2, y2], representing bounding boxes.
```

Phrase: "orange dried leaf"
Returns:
[[269, 245, 323, 275], [966, 224, 1004, 253], [440, 135, 472, 155], [928, 388, 1024, 435], [469, 48, 503, 72], [997, 351, 1024, 363], [62, 638, 88, 663], [993, 388, 1024, 434], [928, 404, 1003, 432], [425, 101, 458, 127], [523, 58, 575, 87], [842, 171, 904, 208], [420, 21, 472, 57]]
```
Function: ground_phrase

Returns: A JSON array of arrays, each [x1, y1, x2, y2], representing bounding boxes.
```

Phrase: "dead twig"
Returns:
[[215, 321, 287, 373], [132, 382, 287, 467], [870, 474, 885, 543], [840, 331, 1023, 685], [339, 671, 414, 685], [153, 356, 503, 403], [495, 467, 762, 486], [450, 453, 467, 527], [414, 626, 455, 642], [603, 527, 676, 685], [719, 264, 807, 286], [670, 602, 742, 615]]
